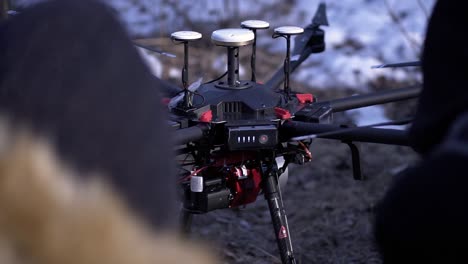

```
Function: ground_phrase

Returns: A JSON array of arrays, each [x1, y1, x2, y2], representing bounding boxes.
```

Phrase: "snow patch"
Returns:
[[347, 105, 406, 130]]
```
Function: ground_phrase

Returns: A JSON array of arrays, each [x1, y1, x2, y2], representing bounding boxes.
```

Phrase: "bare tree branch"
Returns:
[[417, 0, 430, 19], [383, 0, 422, 58]]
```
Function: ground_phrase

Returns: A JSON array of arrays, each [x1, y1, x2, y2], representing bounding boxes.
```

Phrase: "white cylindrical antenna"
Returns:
[[241, 20, 270, 82], [211, 28, 254, 88], [171, 31, 202, 108], [273, 26, 304, 100]]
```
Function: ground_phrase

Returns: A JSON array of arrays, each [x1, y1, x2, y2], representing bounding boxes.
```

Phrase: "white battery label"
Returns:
[[190, 176, 203, 193]]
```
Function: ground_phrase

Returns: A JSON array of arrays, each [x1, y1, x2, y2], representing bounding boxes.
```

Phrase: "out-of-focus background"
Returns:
[[110, 0, 432, 88], [11, 0, 435, 125], [8, 1, 436, 263]]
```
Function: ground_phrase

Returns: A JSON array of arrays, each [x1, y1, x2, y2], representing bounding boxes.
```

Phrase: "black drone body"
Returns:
[[165, 8, 333, 263], [165, 3, 421, 264], [0, 2, 423, 263]]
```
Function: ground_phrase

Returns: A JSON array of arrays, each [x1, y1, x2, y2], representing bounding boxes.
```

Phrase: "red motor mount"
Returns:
[[226, 165, 262, 208], [213, 151, 263, 208]]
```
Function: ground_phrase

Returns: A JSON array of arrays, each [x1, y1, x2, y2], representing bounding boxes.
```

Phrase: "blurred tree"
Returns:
[[109, 0, 290, 37], [1, 0, 5, 20]]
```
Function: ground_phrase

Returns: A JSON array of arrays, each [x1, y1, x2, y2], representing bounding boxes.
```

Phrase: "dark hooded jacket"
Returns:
[[0, 0, 177, 228], [409, 0, 468, 155], [375, 0, 468, 262]]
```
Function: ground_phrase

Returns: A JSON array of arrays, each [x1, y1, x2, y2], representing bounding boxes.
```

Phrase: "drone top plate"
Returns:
[[241, 20, 270, 30], [274, 26, 304, 35], [171, 31, 202, 41], [211, 28, 254, 47]]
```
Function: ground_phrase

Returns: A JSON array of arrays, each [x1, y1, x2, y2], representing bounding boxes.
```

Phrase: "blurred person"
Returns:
[[1, 0, 6, 20], [0, 122, 215, 264], [0, 0, 176, 228], [375, 0, 468, 262], [0, 0, 215, 263]]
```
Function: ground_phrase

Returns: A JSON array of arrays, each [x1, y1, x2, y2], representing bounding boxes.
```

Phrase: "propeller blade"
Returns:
[[133, 42, 176, 58], [371, 61, 421, 69], [187, 77, 203, 92], [267, 3, 328, 90], [312, 3, 329, 27], [168, 77, 202, 109]]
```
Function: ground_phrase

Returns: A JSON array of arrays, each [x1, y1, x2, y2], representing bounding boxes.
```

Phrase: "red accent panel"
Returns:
[[274, 107, 292, 120], [199, 110, 213, 122], [296, 93, 314, 104], [228, 168, 262, 207], [213, 151, 257, 167]]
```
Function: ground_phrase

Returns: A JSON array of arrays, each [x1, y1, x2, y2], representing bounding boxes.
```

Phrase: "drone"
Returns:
[[135, 3, 422, 264], [0, 1, 423, 263], [3, 2, 421, 263]]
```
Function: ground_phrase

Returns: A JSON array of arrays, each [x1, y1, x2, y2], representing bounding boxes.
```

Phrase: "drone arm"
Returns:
[[281, 121, 410, 146], [133, 42, 176, 58], [173, 124, 209, 145], [266, 4, 327, 90], [325, 85, 421, 112], [372, 61, 421, 69]]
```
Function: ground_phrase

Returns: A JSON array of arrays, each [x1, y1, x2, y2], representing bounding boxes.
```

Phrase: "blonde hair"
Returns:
[[0, 121, 216, 264]]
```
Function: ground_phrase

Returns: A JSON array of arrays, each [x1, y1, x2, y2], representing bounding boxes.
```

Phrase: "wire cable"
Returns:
[[204, 71, 228, 84]]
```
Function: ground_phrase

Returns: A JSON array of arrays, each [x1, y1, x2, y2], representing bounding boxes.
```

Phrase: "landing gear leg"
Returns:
[[180, 208, 193, 235], [263, 169, 297, 264]]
